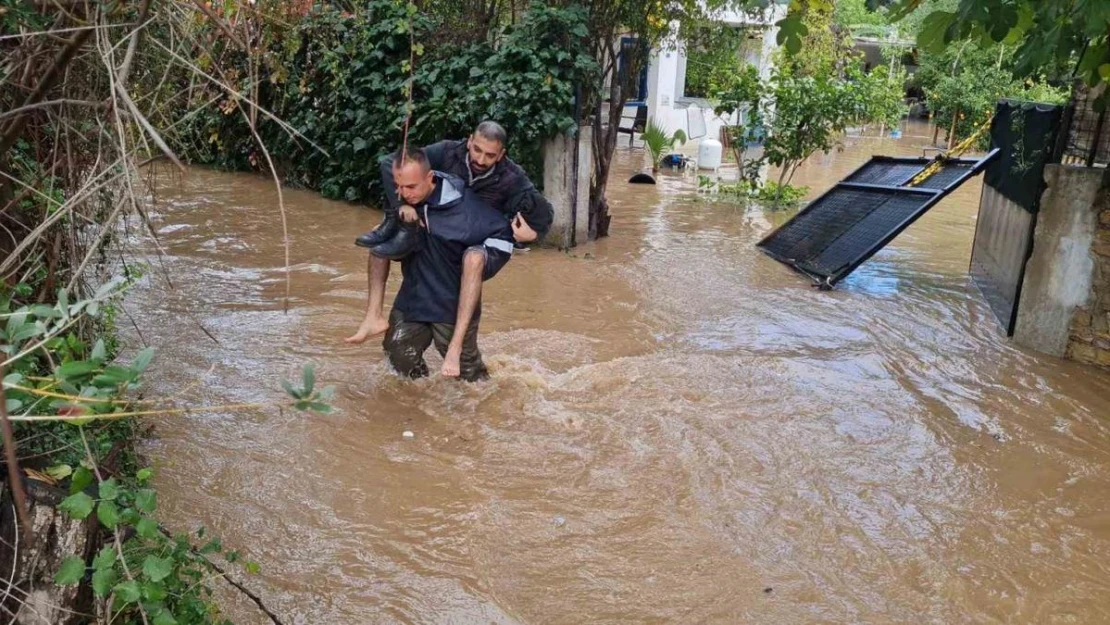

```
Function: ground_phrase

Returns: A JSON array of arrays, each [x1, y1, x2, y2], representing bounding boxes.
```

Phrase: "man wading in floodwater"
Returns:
[[345, 121, 553, 377], [371, 147, 514, 381]]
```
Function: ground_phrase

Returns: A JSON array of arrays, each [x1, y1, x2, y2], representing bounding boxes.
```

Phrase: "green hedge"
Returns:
[[172, 2, 596, 205]]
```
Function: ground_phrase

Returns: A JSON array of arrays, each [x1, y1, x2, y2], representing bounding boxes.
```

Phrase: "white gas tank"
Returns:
[[697, 138, 723, 170]]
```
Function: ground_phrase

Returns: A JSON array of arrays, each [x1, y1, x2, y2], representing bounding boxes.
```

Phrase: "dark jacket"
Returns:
[[393, 173, 514, 324], [379, 139, 554, 240]]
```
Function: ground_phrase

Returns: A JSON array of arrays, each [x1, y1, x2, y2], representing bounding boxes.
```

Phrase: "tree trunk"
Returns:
[[588, 59, 625, 240]]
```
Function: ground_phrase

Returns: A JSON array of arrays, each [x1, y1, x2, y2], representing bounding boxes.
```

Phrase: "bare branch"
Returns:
[[0, 99, 105, 123], [0, 28, 92, 158]]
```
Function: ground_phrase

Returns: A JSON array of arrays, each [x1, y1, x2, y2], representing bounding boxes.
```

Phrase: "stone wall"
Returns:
[[1067, 185, 1110, 367]]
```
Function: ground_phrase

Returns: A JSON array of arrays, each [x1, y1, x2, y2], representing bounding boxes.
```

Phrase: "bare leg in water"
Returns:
[[442, 249, 485, 377], [345, 254, 392, 343]]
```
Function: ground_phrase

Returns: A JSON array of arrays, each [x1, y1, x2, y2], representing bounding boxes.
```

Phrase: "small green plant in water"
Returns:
[[641, 118, 687, 173]]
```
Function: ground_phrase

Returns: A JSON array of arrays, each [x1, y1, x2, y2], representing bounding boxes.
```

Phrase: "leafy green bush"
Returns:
[[171, 1, 597, 205]]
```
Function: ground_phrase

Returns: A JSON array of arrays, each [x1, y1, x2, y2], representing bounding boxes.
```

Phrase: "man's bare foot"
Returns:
[[344, 316, 389, 344], [441, 344, 462, 377]]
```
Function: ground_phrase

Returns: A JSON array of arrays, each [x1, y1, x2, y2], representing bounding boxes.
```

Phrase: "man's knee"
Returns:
[[463, 247, 487, 273], [383, 319, 430, 378]]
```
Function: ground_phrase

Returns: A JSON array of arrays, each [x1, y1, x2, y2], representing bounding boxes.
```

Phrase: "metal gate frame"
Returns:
[[757, 150, 1000, 287]]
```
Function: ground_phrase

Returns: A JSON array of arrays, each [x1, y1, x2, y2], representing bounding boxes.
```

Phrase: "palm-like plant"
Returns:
[[641, 117, 687, 173]]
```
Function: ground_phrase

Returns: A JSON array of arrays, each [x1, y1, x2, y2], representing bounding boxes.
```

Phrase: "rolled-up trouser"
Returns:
[[468, 238, 513, 281], [381, 308, 489, 382]]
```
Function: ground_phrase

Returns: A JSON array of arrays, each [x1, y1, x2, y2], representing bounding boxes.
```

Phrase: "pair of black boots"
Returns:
[[354, 212, 421, 260]]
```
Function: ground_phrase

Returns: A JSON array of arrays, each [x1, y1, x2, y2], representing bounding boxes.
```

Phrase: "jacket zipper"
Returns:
[[423, 204, 431, 234]]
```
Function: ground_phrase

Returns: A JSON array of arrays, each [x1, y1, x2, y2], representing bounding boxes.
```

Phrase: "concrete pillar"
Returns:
[[646, 22, 681, 135], [542, 124, 593, 248], [1014, 165, 1110, 367]]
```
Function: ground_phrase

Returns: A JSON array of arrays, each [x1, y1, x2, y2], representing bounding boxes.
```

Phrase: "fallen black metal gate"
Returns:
[[757, 151, 1000, 287]]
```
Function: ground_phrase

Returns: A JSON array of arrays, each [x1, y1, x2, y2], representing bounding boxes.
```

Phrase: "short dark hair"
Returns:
[[473, 120, 508, 146], [392, 146, 430, 171]]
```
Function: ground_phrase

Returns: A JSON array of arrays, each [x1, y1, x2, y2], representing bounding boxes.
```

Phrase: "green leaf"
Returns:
[[280, 379, 302, 400], [136, 467, 154, 483], [54, 555, 86, 585], [97, 500, 120, 529], [99, 478, 120, 501], [136, 489, 157, 514], [92, 567, 117, 598], [59, 492, 94, 519], [5, 398, 22, 413], [153, 610, 178, 625], [90, 339, 106, 362], [29, 304, 61, 319], [142, 555, 173, 583], [55, 360, 98, 382], [917, 11, 957, 54], [302, 363, 315, 395], [92, 365, 135, 388], [317, 385, 336, 401], [143, 581, 168, 602], [8, 322, 43, 344], [352, 137, 368, 152], [113, 580, 141, 604], [307, 402, 333, 414], [1101, 64, 1110, 81], [57, 288, 68, 312], [70, 467, 94, 494], [246, 561, 261, 575], [136, 517, 161, 540], [199, 537, 222, 554], [132, 347, 154, 373], [2, 372, 23, 387], [45, 464, 72, 480], [93, 546, 117, 571], [775, 14, 808, 55]]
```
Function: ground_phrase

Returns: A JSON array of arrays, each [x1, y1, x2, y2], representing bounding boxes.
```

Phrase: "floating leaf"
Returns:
[[54, 555, 86, 585]]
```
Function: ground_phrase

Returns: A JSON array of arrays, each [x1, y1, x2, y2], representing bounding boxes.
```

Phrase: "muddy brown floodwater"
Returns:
[[126, 124, 1110, 624]]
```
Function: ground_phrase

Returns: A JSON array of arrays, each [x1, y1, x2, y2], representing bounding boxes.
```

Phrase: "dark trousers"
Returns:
[[381, 308, 489, 382]]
